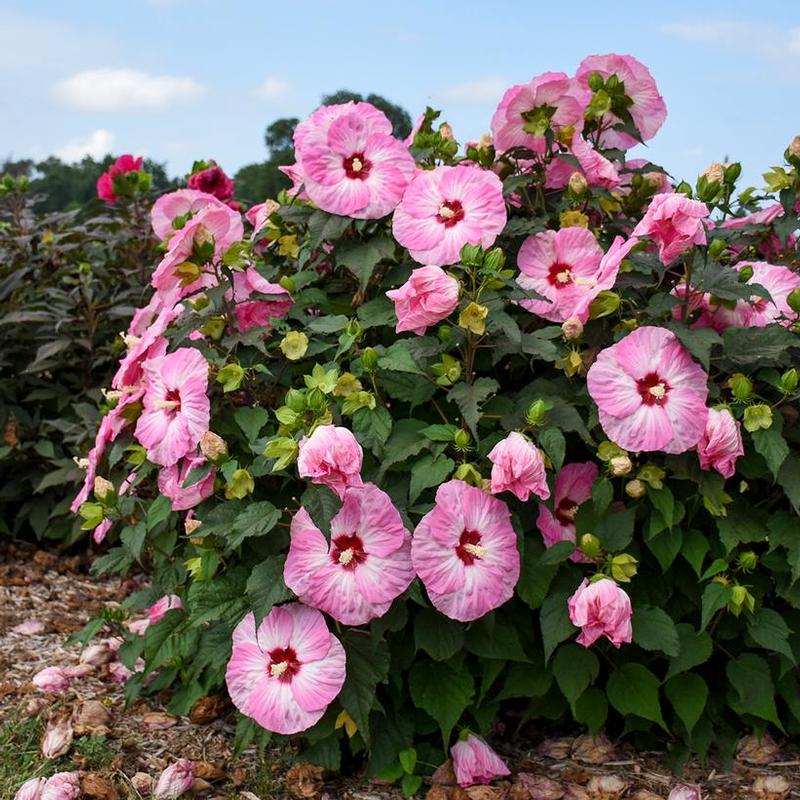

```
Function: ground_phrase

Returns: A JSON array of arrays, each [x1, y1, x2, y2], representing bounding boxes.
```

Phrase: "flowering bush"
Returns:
[[72, 54, 800, 787]]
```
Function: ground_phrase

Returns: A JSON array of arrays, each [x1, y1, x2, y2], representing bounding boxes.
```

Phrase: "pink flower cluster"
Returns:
[[96, 154, 144, 204]]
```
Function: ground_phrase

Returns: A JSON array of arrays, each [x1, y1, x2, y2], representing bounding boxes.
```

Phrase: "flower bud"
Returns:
[[787, 288, 800, 315], [154, 759, 195, 800], [587, 71, 604, 92], [525, 399, 550, 427], [199, 431, 228, 463], [483, 247, 505, 272], [280, 331, 309, 361], [780, 368, 799, 394], [729, 373, 753, 402], [743, 404, 772, 432], [285, 388, 306, 412], [737, 551, 758, 572], [278, 275, 295, 293], [361, 346, 379, 372], [561, 316, 584, 341], [216, 363, 245, 392], [225, 468, 254, 500], [625, 479, 646, 498], [702, 162, 725, 185], [568, 171, 588, 195], [674, 180, 693, 197], [610, 553, 638, 583], [724, 162, 741, 184], [41, 717, 73, 759], [579, 534, 602, 560], [707, 238, 726, 258], [93, 476, 114, 502], [460, 243, 484, 266], [609, 455, 633, 476], [728, 584, 755, 616], [439, 122, 454, 141], [479, 132, 493, 149], [263, 436, 299, 472], [453, 429, 472, 451]]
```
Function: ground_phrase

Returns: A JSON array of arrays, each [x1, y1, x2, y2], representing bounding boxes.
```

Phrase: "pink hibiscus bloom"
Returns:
[[632, 193, 709, 265], [412, 480, 520, 622], [576, 54, 667, 150], [735, 261, 800, 327], [392, 165, 507, 266], [545, 133, 621, 190], [568, 578, 633, 648], [187, 162, 235, 201], [517, 228, 635, 323], [386, 265, 460, 335], [697, 408, 744, 479], [228, 267, 294, 333], [487, 431, 550, 502], [490, 72, 588, 155], [296, 103, 416, 219], [587, 326, 709, 454], [135, 348, 210, 467], [96, 154, 144, 204], [225, 605, 346, 735], [720, 203, 784, 231], [158, 453, 216, 511], [537, 462, 599, 563], [297, 425, 363, 498], [245, 199, 280, 234], [285, 483, 414, 625], [451, 734, 510, 787], [150, 188, 230, 240]]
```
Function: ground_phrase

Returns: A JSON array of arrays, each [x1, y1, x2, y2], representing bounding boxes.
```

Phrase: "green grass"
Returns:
[[0, 711, 116, 797]]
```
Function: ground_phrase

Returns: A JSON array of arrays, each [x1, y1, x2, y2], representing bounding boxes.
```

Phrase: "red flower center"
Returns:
[[437, 200, 465, 227], [267, 646, 300, 683], [636, 372, 669, 405], [331, 533, 367, 570], [455, 529, 487, 566], [164, 388, 182, 413], [547, 262, 574, 288], [343, 153, 371, 180], [556, 497, 579, 525]]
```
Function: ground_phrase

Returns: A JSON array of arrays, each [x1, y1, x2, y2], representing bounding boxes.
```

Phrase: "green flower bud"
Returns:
[[737, 264, 754, 282], [341, 391, 376, 415], [729, 373, 753, 403], [345, 319, 363, 341], [263, 436, 299, 471], [707, 238, 726, 258], [579, 534, 602, 560], [453, 429, 472, 451], [780, 368, 799, 394], [674, 180, 693, 197], [525, 399, 551, 427], [787, 288, 800, 315], [225, 468, 255, 500], [279, 275, 296, 293], [285, 388, 307, 413], [460, 243, 483, 267], [305, 387, 328, 413], [737, 551, 758, 572], [78, 501, 105, 531], [724, 162, 742, 184], [437, 325, 452, 344], [743, 404, 772, 432], [587, 71, 604, 92], [483, 247, 506, 272], [361, 347, 379, 372], [610, 553, 638, 583], [728, 584, 755, 616]]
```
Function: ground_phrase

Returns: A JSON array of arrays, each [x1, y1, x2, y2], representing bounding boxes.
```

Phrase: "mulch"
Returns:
[[1, 541, 797, 800]]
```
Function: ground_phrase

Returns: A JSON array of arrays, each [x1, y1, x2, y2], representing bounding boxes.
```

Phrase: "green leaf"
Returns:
[[447, 378, 499, 437], [339, 629, 391, 744], [398, 748, 417, 775], [379, 419, 430, 477], [414, 608, 464, 661], [768, 510, 800, 582], [496, 661, 552, 701], [352, 406, 393, 457], [246, 555, 293, 625], [121, 522, 147, 561], [727, 653, 783, 728], [681, 529, 710, 577], [409, 453, 454, 504], [700, 582, 732, 630], [307, 314, 349, 333], [633, 606, 680, 657], [591, 478, 613, 515], [665, 673, 708, 734], [464, 613, 530, 662], [648, 486, 675, 528], [420, 424, 458, 442], [752, 426, 789, 479], [539, 427, 566, 471], [594, 507, 636, 552], [227, 501, 281, 549], [722, 325, 798, 367], [540, 592, 576, 663], [357, 295, 395, 329], [607, 663, 666, 730], [538, 540, 575, 565], [748, 608, 795, 662], [299, 483, 342, 538], [146, 494, 172, 532], [408, 661, 474, 746], [778, 455, 800, 515], [337, 235, 396, 290], [553, 644, 599, 708], [308, 210, 351, 246], [666, 624, 713, 681], [187, 567, 249, 627], [378, 341, 424, 374], [664, 322, 721, 370], [234, 406, 270, 442], [717, 508, 766, 553], [574, 687, 608, 734], [517, 542, 558, 610]]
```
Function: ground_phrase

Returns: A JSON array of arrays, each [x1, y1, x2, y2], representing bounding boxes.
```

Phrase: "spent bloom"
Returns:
[[487, 431, 550, 502], [451, 734, 511, 787], [135, 348, 210, 467], [96, 154, 144, 204], [158, 454, 216, 511], [154, 759, 195, 799], [412, 480, 520, 622], [668, 786, 702, 800], [297, 425, 363, 497], [41, 717, 73, 759], [225, 605, 346, 735], [632, 193, 709, 265], [568, 578, 633, 648], [187, 161, 235, 201], [490, 71, 588, 154], [295, 102, 416, 219], [537, 462, 599, 562], [392, 164, 507, 266], [576, 53, 667, 149], [517, 228, 635, 323], [14, 778, 46, 800], [285, 483, 415, 625], [386, 265, 460, 335], [40, 773, 81, 800], [587, 326, 709, 454], [697, 408, 744, 479], [32, 666, 73, 693]]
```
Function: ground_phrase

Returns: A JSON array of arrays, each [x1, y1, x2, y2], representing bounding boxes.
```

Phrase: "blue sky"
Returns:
[[3, 1, 799, 188]]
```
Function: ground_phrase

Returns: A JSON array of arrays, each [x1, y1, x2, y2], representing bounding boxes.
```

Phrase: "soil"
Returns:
[[1, 542, 798, 800]]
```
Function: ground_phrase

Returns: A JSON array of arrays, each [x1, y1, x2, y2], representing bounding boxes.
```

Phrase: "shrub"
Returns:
[[73, 56, 800, 782]]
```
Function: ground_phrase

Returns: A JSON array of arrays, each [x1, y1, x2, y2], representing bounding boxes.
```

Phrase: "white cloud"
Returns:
[[56, 129, 116, 162], [51, 68, 205, 111], [661, 20, 800, 72], [254, 76, 291, 101], [439, 76, 508, 106]]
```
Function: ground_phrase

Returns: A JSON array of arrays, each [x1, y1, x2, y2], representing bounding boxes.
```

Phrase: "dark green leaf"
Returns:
[[414, 608, 464, 661], [246, 555, 293, 625], [553, 644, 599, 708], [665, 673, 708, 734], [408, 660, 474, 746], [607, 663, 666, 730], [633, 606, 680, 657], [447, 378, 499, 437]]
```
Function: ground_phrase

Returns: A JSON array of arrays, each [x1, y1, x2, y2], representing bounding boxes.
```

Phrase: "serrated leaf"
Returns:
[[228, 502, 281, 549], [752, 426, 789, 479], [539, 427, 565, 471], [607, 663, 666, 730], [409, 453, 454, 504], [352, 405, 393, 456], [299, 483, 342, 538], [447, 378, 499, 437]]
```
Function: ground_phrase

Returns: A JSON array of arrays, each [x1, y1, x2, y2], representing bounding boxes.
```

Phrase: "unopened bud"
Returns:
[[707, 237, 726, 259], [453, 429, 472, 450], [728, 584, 755, 616], [780, 368, 798, 394], [702, 162, 725, 184], [729, 373, 753, 402], [439, 122, 454, 141], [587, 72, 604, 92], [579, 534, 601, 560], [625, 479, 646, 498], [787, 288, 800, 315], [561, 316, 584, 341], [361, 346, 379, 372], [525, 399, 550, 427], [738, 264, 754, 282], [737, 551, 758, 572], [199, 430, 228, 462], [568, 171, 588, 195], [278, 275, 295, 293], [609, 455, 632, 476], [479, 132, 493, 149], [483, 247, 505, 272], [93, 476, 114, 502]]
